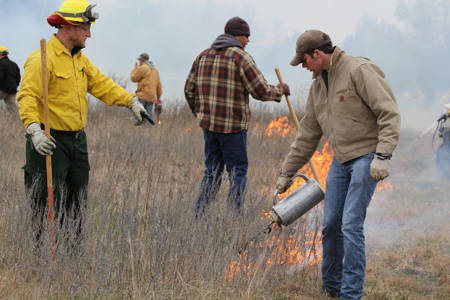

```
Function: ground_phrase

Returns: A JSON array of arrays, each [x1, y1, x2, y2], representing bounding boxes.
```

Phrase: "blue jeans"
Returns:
[[195, 129, 248, 214], [321, 153, 377, 300], [138, 98, 154, 118]]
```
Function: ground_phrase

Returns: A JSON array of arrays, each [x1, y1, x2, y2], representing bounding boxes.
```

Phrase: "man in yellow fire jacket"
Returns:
[[17, 0, 147, 251]]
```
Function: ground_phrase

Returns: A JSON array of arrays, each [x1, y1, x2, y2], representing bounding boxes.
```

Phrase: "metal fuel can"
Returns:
[[270, 174, 324, 226]]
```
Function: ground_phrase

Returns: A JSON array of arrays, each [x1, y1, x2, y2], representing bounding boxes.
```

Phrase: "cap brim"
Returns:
[[290, 54, 303, 66]]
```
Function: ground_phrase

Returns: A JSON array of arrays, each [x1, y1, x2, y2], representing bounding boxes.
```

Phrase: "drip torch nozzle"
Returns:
[[269, 210, 282, 226]]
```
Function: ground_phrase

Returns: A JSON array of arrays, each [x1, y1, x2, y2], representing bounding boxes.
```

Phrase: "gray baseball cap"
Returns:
[[137, 53, 149, 61], [290, 30, 332, 66]]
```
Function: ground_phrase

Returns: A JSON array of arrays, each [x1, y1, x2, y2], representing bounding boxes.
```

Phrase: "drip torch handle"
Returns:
[[273, 190, 279, 205], [272, 173, 310, 205]]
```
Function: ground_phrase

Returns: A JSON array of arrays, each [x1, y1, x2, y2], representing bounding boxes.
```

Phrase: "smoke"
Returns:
[[1, 0, 448, 129], [1, 0, 404, 99], [342, 0, 450, 130], [366, 167, 450, 250]]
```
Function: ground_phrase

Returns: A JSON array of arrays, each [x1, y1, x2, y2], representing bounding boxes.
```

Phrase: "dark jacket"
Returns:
[[0, 56, 21, 94], [184, 34, 282, 133]]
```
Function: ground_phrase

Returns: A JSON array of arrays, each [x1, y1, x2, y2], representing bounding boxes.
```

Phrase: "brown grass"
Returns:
[[0, 100, 449, 299]]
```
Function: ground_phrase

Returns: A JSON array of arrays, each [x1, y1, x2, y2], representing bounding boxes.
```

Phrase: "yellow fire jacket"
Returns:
[[18, 34, 133, 131]]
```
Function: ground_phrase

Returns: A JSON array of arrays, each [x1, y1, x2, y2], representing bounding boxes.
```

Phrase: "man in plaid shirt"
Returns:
[[185, 16, 290, 215]]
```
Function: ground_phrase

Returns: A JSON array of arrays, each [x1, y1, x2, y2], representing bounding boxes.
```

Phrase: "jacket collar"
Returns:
[[312, 46, 344, 79], [328, 46, 344, 73], [50, 34, 82, 57]]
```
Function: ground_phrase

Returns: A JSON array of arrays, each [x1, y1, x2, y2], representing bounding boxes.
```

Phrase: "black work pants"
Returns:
[[24, 128, 90, 250]]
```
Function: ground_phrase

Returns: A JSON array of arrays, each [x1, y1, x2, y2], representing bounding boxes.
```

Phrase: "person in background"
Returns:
[[0, 45, 21, 114], [17, 0, 147, 252], [184, 16, 290, 215], [276, 30, 400, 299], [131, 52, 162, 125]]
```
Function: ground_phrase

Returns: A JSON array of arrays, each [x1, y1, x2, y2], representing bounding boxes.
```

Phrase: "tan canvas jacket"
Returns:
[[282, 46, 400, 175], [130, 63, 162, 103]]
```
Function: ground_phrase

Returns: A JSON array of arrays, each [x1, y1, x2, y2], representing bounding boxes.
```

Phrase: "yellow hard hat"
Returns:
[[53, 0, 99, 24], [0, 46, 8, 55]]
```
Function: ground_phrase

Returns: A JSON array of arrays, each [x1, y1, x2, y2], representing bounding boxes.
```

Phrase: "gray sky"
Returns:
[[1, 0, 448, 129]]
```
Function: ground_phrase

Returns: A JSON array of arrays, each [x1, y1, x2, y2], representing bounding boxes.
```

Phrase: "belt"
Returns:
[[40, 124, 85, 139]]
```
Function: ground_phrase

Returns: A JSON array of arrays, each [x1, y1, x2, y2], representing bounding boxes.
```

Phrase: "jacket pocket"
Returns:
[[52, 70, 73, 99], [333, 87, 371, 118]]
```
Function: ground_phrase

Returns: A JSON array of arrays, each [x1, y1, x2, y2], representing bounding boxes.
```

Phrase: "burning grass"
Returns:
[[0, 105, 448, 299]]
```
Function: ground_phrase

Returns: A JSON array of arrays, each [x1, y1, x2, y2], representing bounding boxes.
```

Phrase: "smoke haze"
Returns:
[[1, 0, 448, 129]]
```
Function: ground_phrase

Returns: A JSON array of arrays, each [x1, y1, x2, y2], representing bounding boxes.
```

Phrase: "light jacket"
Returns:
[[130, 63, 162, 103], [17, 34, 133, 131], [282, 47, 400, 175]]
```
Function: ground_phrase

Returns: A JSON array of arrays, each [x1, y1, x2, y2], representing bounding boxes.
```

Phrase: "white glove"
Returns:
[[129, 96, 146, 125], [26, 123, 56, 155], [276, 173, 293, 194], [370, 156, 390, 182]]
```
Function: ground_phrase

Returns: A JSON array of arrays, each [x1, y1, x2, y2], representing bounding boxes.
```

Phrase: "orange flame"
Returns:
[[376, 181, 393, 192], [226, 118, 334, 280], [264, 116, 294, 138], [280, 142, 333, 198], [226, 117, 393, 280], [227, 230, 322, 280]]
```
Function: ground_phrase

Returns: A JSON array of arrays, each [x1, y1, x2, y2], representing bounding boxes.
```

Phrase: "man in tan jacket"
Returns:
[[131, 53, 162, 124], [276, 30, 400, 299]]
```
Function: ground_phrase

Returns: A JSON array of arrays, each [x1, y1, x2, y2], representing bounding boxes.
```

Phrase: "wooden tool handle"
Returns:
[[40, 38, 55, 257], [275, 67, 321, 186], [275, 67, 300, 129]]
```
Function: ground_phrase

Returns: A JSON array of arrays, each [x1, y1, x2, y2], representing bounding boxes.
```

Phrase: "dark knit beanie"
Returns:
[[224, 17, 250, 37]]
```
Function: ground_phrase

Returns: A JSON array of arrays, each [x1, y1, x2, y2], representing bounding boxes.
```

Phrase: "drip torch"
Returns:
[[239, 174, 324, 253]]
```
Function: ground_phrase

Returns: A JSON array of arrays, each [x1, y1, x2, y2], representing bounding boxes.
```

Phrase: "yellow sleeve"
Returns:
[[85, 56, 133, 107], [17, 50, 45, 130]]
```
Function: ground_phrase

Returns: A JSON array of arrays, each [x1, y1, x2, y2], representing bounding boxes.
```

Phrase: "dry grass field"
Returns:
[[0, 99, 449, 299]]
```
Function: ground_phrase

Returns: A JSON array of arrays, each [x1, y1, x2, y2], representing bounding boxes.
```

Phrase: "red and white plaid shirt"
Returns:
[[184, 46, 282, 133]]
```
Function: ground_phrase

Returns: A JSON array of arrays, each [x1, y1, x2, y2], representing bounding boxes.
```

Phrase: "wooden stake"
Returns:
[[40, 38, 55, 257], [275, 67, 322, 186]]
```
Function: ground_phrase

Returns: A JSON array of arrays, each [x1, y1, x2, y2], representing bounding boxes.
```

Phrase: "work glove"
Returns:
[[277, 83, 290, 96], [129, 96, 147, 125], [370, 156, 390, 182], [26, 123, 56, 155], [276, 173, 293, 194]]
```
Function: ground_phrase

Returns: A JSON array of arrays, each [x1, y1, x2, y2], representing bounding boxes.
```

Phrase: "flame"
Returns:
[[264, 116, 294, 138], [225, 117, 393, 280], [376, 181, 393, 192], [280, 142, 333, 198], [158, 120, 162, 125], [227, 230, 322, 280], [186, 127, 192, 132], [226, 118, 333, 280]]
